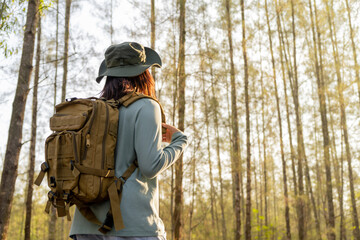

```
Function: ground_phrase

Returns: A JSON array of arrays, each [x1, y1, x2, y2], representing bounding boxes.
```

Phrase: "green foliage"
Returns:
[[0, 0, 27, 57], [0, 0, 52, 57]]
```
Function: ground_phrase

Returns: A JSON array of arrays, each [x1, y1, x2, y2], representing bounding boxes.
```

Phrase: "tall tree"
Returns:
[[275, 0, 297, 197], [224, 0, 241, 239], [174, 0, 186, 239], [198, 26, 217, 238], [290, 0, 306, 238], [241, 0, 251, 238], [0, 0, 39, 238], [24, 15, 41, 240], [260, 55, 268, 229], [256, 19, 264, 239], [326, 0, 360, 238], [61, 0, 72, 102], [264, 0, 291, 238], [205, 33, 227, 240], [305, 0, 318, 235], [169, 2, 178, 237], [325, 2, 346, 239], [308, 0, 335, 238], [188, 95, 197, 240]]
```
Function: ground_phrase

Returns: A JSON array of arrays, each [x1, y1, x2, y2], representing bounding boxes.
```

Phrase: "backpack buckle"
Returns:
[[119, 176, 126, 184], [48, 191, 56, 201], [63, 192, 70, 201], [41, 162, 49, 172], [50, 176, 56, 188]]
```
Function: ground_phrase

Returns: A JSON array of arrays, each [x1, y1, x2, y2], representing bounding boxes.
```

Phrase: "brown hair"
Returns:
[[100, 69, 156, 100]]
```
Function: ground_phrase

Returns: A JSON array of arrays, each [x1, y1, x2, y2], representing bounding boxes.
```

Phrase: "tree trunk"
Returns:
[[188, 99, 196, 240], [275, 0, 298, 197], [303, 141, 321, 239], [290, 0, 306, 238], [311, 83, 323, 240], [252, 23, 266, 239], [240, 0, 251, 239], [308, 0, 335, 238], [170, 5, 178, 238], [224, 0, 241, 239], [174, 0, 186, 239], [325, 2, 346, 239], [340, 133, 346, 240], [199, 34, 217, 239], [256, 29, 263, 239], [264, 1, 291, 238], [24, 15, 41, 240], [207, 42, 227, 240], [0, 0, 39, 238], [326, 1, 360, 238], [260, 51, 268, 230], [61, 0, 72, 102], [340, 62, 360, 240], [314, 1, 336, 237]]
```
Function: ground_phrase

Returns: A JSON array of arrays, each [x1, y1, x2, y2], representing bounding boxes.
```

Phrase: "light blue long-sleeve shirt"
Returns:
[[70, 98, 188, 237]]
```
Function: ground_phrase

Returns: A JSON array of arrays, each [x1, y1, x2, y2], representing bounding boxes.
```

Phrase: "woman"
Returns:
[[70, 42, 188, 240]]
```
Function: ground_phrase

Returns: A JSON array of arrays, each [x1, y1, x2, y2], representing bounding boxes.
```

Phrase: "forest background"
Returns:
[[1, 0, 360, 239]]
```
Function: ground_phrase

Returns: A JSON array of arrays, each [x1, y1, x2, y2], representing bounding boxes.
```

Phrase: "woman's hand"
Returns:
[[162, 123, 180, 143]]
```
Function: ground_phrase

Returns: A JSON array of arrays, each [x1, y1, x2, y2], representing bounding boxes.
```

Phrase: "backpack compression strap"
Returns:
[[98, 161, 138, 234], [68, 161, 138, 234]]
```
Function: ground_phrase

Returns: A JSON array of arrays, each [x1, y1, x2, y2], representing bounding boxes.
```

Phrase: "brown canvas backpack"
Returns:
[[34, 91, 165, 234]]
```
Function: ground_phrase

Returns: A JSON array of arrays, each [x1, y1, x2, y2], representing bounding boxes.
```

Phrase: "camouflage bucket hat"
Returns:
[[96, 42, 162, 83]]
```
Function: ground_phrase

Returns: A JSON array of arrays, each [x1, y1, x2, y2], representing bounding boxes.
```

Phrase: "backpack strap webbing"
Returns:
[[72, 197, 103, 227], [118, 91, 167, 124], [98, 161, 138, 234]]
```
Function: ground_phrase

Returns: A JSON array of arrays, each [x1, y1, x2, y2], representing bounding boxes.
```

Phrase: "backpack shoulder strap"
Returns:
[[118, 91, 166, 124]]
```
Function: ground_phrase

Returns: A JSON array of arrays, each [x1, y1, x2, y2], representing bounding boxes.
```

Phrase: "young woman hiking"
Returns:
[[70, 42, 188, 240]]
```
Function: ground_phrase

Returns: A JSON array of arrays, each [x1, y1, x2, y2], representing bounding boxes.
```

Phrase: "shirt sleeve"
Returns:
[[134, 99, 188, 179]]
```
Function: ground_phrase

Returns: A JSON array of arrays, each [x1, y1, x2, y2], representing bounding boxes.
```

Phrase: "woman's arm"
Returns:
[[134, 99, 188, 179]]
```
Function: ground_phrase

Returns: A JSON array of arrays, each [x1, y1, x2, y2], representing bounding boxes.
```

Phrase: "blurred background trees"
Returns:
[[1, 0, 360, 239]]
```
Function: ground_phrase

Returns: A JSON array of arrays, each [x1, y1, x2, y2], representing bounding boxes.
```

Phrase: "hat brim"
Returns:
[[96, 47, 162, 83]]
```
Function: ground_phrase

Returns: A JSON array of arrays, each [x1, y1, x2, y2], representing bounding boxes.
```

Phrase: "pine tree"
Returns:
[[0, 0, 40, 238], [241, 0, 251, 239], [174, 0, 186, 239], [264, 0, 291, 238], [224, 0, 241, 238], [24, 15, 41, 240]]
